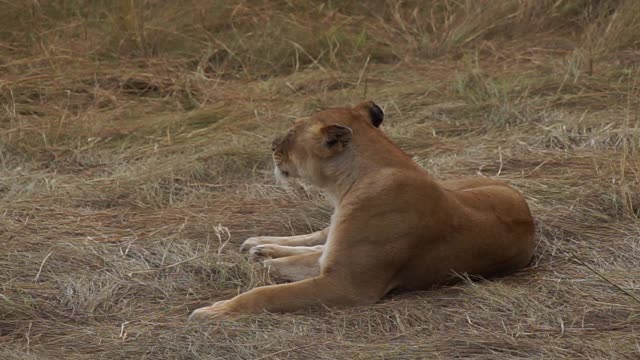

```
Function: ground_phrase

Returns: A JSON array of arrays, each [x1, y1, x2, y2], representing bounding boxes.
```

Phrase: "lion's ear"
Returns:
[[355, 100, 384, 127], [322, 124, 352, 150]]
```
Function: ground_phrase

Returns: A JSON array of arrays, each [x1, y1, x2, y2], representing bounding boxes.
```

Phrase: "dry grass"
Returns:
[[1, 1, 639, 359]]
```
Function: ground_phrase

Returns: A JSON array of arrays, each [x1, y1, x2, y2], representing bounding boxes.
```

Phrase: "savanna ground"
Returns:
[[1, 1, 639, 359]]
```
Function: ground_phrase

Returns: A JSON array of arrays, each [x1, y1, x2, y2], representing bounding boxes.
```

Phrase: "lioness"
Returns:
[[190, 101, 535, 320]]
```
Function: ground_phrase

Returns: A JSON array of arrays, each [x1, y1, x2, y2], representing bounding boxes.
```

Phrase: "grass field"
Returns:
[[1, 1, 639, 359]]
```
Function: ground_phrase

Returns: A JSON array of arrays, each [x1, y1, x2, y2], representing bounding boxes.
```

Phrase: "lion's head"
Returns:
[[271, 101, 384, 188]]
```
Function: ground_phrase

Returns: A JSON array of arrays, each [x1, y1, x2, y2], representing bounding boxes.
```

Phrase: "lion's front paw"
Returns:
[[249, 244, 277, 260], [189, 300, 236, 322], [240, 237, 269, 252]]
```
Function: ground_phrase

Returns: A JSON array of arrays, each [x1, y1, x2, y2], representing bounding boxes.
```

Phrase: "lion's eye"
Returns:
[[285, 130, 295, 144]]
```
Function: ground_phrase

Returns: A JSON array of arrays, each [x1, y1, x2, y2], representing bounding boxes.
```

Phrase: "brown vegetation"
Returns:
[[1, 1, 639, 358]]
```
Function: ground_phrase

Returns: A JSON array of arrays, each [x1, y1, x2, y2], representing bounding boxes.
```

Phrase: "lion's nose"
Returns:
[[271, 136, 282, 152]]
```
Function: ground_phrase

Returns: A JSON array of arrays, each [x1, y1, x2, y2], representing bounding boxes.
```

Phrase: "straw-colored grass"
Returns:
[[1, 1, 639, 359]]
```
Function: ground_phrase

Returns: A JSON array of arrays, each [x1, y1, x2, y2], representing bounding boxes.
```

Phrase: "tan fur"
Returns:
[[190, 101, 535, 321]]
